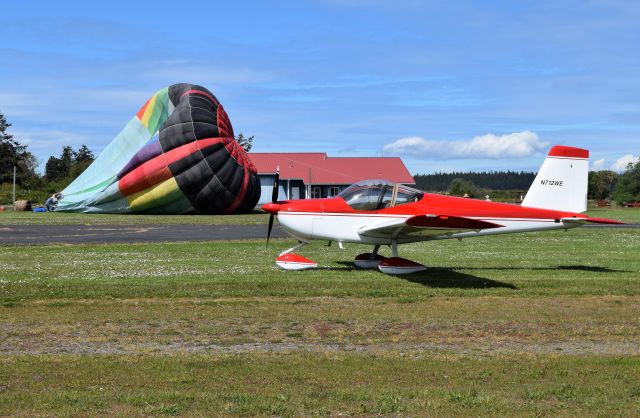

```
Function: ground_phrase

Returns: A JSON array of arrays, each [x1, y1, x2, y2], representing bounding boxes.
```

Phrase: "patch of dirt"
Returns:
[[3, 336, 640, 356]]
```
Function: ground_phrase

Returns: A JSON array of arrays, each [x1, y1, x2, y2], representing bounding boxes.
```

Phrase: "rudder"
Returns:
[[522, 145, 589, 213]]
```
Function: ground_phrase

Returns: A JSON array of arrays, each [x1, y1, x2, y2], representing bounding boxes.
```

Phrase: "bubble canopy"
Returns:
[[338, 179, 424, 211]]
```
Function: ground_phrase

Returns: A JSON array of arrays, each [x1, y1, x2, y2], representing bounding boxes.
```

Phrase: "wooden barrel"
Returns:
[[14, 200, 28, 211]]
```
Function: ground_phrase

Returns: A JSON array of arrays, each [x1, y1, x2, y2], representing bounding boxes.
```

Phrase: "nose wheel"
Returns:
[[275, 241, 317, 270]]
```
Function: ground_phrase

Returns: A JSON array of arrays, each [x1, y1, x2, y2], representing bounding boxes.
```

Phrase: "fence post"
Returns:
[[12, 165, 16, 209]]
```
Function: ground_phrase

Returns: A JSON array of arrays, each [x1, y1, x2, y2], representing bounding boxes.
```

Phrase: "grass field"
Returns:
[[1, 211, 640, 415], [2, 355, 639, 416], [585, 207, 640, 223]]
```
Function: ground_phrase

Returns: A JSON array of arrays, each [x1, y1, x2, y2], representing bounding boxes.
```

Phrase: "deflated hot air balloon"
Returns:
[[57, 84, 260, 214]]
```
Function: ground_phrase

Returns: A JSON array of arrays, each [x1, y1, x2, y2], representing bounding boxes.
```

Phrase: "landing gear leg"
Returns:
[[275, 241, 317, 270], [279, 241, 308, 257]]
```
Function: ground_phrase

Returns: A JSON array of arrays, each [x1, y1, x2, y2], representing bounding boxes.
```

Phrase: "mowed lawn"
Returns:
[[1, 211, 639, 416]]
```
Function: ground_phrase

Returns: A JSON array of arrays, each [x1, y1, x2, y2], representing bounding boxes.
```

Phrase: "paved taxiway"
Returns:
[[0, 223, 636, 245], [0, 224, 287, 244]]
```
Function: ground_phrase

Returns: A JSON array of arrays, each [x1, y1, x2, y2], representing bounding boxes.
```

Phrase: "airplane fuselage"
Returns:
[[262, 146, 622, 273], [275, 193, 586, 245]]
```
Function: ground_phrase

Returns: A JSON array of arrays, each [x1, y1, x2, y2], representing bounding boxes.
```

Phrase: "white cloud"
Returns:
[[590, 158, 606, 171], [14, 130, 92, 172], [0, 92, 54, 117], [591, 155, 640, 172], [17, 130, 89, 151], [382, 131, 548, 159], [73, 89, 151, 107], [149, 64, 277, 86], [610, 154, 639, 172]]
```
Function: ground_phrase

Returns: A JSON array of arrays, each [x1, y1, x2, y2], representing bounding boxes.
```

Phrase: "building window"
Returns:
[[329, 186, 340, 197], [312, 186, 322, 199]]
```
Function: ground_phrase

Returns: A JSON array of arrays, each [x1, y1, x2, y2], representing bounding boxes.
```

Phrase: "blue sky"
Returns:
[[1, 0, 638, 174]]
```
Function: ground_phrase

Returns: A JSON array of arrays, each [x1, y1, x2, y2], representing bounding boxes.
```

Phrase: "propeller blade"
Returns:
[[271, 165, 280, 203], [267, 166, 280, 247], [266, 214, 275, 247]]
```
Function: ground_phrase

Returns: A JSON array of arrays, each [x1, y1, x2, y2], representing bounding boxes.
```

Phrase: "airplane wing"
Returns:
[[357, 214, 504, 240]]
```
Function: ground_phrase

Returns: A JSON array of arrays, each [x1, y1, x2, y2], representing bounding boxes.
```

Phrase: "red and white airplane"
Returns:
[[262, 145, 622, 274]]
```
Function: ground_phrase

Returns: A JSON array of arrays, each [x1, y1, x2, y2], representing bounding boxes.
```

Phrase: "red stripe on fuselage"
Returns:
[[279, 213, 557, 223], [275, 193, 586, 221]]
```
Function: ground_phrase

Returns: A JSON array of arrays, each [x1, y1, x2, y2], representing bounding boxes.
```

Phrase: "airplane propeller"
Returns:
[[266, 166, 280, 246]]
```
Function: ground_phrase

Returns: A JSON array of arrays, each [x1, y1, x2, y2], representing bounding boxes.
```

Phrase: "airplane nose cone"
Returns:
[[261, 203, 280, 214]]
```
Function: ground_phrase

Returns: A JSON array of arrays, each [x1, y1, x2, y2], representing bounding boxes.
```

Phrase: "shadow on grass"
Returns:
[[399, 268, 518, 289], [331, 262, 517, 289], [556, 265, 630, 273], [323, 262, 625, 289], [454, 265, 630, 273], [396, 264, 627, 289]]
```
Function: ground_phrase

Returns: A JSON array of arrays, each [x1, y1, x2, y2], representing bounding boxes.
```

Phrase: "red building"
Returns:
[[249, 152, 415, 204]]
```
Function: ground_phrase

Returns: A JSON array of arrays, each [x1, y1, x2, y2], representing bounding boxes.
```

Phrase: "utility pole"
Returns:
[[12, 165, 16, 209]]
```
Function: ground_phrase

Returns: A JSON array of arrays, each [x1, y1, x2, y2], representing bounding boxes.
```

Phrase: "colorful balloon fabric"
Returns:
[[57, 84, 260, 214]]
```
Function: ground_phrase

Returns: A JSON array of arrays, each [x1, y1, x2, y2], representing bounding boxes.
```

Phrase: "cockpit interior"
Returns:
[[338, 179, 424, 211]]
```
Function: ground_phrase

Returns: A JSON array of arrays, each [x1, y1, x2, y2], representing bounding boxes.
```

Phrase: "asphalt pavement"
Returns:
[[0, 224, 287, 245]]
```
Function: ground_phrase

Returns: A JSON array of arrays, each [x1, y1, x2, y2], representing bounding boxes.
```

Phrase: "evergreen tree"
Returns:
[[72, 145, 95, 176], [414, 171, 536, 191], [449, 178, 478, 197], [235, 133, 254, 152], [59, 146, 74, 177], [613, 159, 640, 204], [45, 145, 96, 182], [0, 111, 38, 185], [45, 155, 62, 181], [588, 170, 618, 200]]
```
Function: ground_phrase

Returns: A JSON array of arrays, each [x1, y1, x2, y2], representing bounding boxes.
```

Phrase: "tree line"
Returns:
[[414, 171, 536, 192], [414, 165, 639, 204]]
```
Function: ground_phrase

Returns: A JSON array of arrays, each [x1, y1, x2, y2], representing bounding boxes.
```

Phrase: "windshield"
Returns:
[[339, 179, 423, 210]]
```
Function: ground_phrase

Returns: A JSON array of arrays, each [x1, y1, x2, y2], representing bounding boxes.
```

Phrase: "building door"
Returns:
[[312, 186, 322, 199], [259, 175, 275, 205], [291, 186, 300, 200]]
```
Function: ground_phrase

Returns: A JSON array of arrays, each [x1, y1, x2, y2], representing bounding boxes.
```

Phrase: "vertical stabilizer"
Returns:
[[522, 146, 589, 213]]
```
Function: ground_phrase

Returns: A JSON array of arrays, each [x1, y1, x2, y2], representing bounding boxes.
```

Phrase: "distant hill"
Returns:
[[413, 171, 536, 192]]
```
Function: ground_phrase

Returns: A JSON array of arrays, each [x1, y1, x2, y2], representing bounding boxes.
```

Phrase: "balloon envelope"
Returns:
[[57, 84, 260, 214]]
